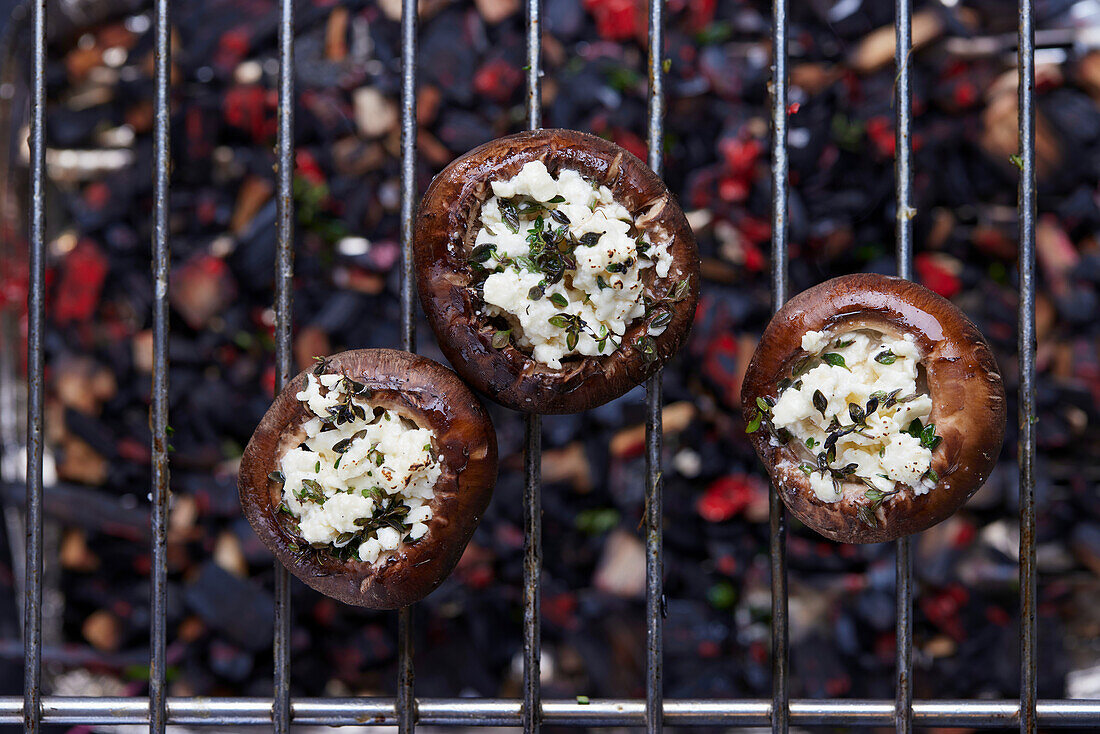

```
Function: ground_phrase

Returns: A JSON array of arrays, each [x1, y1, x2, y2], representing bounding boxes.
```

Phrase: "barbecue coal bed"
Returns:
[[0, 0, 1081, 732]]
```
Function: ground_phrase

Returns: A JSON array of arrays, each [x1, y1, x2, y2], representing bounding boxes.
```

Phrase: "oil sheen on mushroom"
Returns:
[[274, 370, 438, 564], [472, 161, 674, 369], [751, 328, 942, 527]]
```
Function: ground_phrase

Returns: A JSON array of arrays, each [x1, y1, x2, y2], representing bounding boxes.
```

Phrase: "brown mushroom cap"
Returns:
[[414, 128, 700, 414], [741, 274, 1006, 543], [238, 349, 498, 608]]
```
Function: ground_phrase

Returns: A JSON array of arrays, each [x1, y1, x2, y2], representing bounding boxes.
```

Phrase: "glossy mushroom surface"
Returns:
[[414, 128, 700, 414], [741, 274, 1006, 543], [239, 349, 497, 608]]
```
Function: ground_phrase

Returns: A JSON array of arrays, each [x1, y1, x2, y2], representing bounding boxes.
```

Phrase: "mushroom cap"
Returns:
[[414, 128, 700, 414], [238, 349, 498, 608], [741, 273, 1006, 543]]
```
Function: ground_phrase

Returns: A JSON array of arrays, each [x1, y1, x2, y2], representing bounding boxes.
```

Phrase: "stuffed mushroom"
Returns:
[[741, 274, 1006, 543], [238, 349, 497, 608], [414, 129, 700, 414]]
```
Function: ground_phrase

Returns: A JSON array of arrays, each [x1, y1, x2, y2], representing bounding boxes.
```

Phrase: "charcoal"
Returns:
[[183, 562, 274, 651]]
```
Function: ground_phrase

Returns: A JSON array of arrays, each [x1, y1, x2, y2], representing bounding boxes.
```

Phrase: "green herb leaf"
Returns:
[[566, 330, 579, 350], [268, 471, 286, 484], [800, 463, 814, 475], [834, 338, 854, 349], [528, 285, 545, 300], [1009, 154, 1024, 170], [596, 275, 609, 290], [849, 403, 865, 425], [546, 195, 566, 203], [874, 350, 896, 365], [756, 397, 771, 413], [793, 355, 818, 377], [469, 244, 495, 264], [634, 335, 657, 363], [650, 309, 673, 330], [924, 468, 939, 484], [906, 418, 923, 438], [548, 314, 570, 329], [821, 352, 850, 370], [920, 423, 941, 449], [745, 413, 762, 433], [549, 292, 569, 308], [492, 329, 512, 349], [500, 201, 520, 232], [858, 505, 878, 527], [576, 696, 590, 705], [812, 389, 828, 418], [668, 278, 691, 302], [805, 437, 817, 449]]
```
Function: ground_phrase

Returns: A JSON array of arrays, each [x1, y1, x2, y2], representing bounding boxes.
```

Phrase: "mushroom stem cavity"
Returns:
[[473, 160, 673, 369], [280, 371, 438, 563], [766, 328, 937, 509]]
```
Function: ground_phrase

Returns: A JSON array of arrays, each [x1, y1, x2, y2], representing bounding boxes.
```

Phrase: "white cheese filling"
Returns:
[[278, 372, 439, 564], [473, 160, 674, 370], [770, 329, 935, 504]]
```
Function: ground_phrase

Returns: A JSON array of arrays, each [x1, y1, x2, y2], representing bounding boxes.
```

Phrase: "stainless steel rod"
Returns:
[[643, 1, 666, 733], [397, 0, 419, 728], [273, 0, 296, 731], [522, 0, 543, 730], [768, 0, 790, 730], [522, 415, 542, 734], [149, 0, 172, 731], [23, 0, 47, 731], [1016, 0, 1037, 732], [893, 0, 914, 732], [0, 697, 1095, 727]]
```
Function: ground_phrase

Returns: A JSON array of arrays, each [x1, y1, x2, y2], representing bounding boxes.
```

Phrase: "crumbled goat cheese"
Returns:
[[280, 373, 439, 563], [474, 160, 674, 369], [770, 329, 934, 503]]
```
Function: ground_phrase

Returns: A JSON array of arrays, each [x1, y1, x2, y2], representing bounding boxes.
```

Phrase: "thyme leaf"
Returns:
[[668, 278, 691, 302], [469, 244, 495, 264], [812, 389, 828, 418]]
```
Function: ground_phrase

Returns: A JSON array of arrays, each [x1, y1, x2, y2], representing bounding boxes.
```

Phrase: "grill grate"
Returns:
[[7, 0, 1077, 730]]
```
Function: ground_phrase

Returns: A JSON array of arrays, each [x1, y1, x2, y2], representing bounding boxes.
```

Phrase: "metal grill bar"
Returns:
[[644, 0, 665, 731], [398, 0, 420, 727], [273, 0, 297, 731], [0, 697, 1097, 726], [149, 0, 172, 731], [892, 1, 914, 732], [522, 0, 543, 730], [522, 416, 542, 734], [768, 0, 789, 731], [23, 0, 47, 730], [1016, 1, 1037, 733]]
